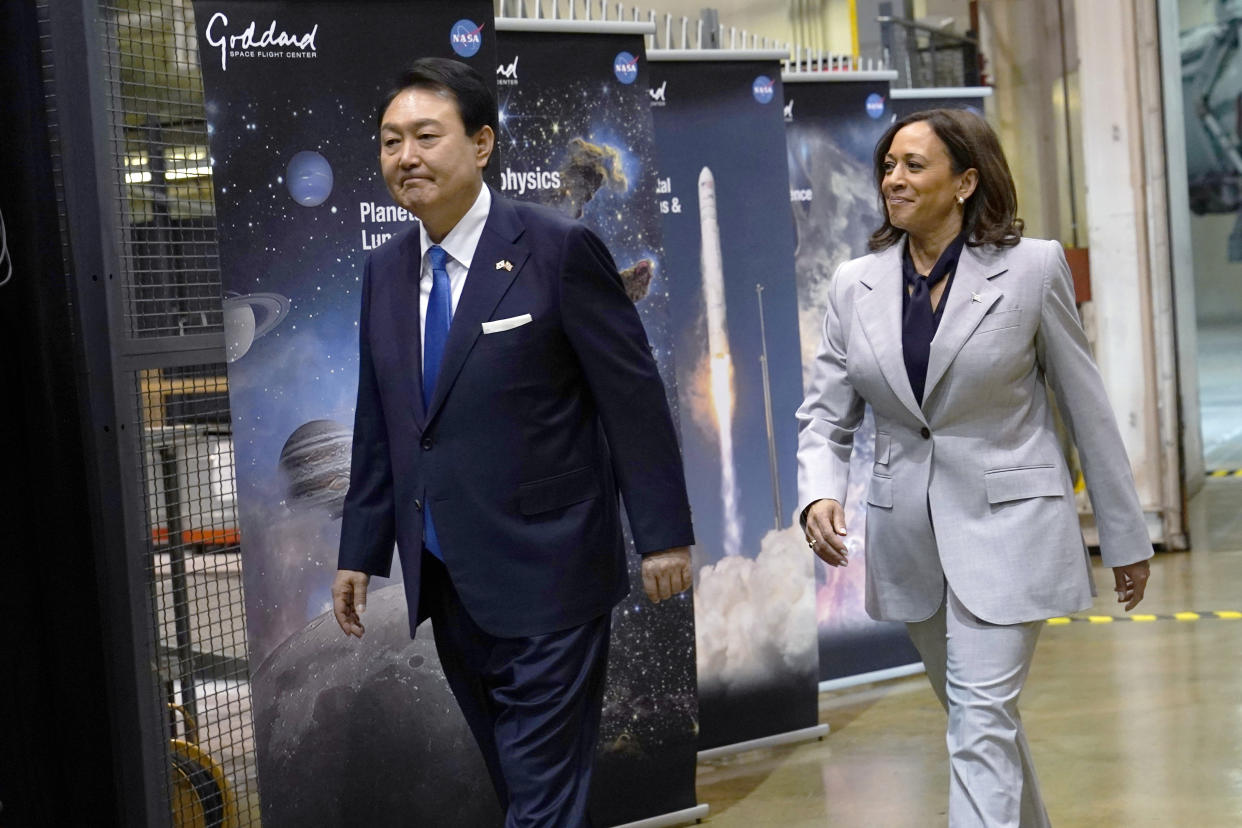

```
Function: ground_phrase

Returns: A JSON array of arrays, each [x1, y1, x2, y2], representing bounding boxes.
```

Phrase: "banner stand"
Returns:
[[890, 85, 994, 119], [889, 85, 994, 100], [612, 805, 712, 828], [782, 68, 927, 692], [780, 69, 902, 83], [494, 19, 702, 828], [495, 16, 655, 35], [647, 49, 821, 761], [696, 723, 830, 762], [818, 663, 924, 694]]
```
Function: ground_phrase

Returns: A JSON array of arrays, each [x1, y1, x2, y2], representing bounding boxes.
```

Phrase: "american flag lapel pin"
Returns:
[[496, 259, 514, 271]]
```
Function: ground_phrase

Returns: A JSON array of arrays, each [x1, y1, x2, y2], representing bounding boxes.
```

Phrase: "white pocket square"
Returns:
[[481, 313, 533, 334]]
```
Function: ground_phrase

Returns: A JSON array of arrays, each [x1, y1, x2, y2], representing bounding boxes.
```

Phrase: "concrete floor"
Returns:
[[694, 475, 1242, 827]]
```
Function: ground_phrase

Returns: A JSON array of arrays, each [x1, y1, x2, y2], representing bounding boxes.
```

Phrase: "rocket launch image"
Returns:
[[698, 166, 743, 557]]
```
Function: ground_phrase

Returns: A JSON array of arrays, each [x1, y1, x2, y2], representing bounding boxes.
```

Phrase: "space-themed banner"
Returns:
[[646, 54, 819, 751], [782, 73, 923, 684], [890, 86, 993, 121], [493, 23, 699, 826], [195, 2, 511, 824]]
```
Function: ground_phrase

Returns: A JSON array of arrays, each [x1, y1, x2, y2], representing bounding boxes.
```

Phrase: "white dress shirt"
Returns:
[[418, 184, 492, 368]]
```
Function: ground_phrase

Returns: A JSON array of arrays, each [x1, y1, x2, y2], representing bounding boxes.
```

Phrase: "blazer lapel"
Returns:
[[922, 245, 1007, 403], [424, 193, 530, 424], [856, 240, 927, 424], [386, 230, 427, 433]]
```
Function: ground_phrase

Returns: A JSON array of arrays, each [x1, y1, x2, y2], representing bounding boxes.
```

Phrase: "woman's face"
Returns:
[[881, 120, 975, 241]]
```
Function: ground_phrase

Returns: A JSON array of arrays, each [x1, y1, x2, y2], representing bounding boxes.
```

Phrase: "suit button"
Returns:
[[414, 499, 423, 511], [421, 437, 433, 451], [920, 427, 931, 439]]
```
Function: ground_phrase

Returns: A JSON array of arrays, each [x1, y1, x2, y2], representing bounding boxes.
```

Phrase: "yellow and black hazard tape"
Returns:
[[1207, 469, 1242, 478], [1046, 611, 1242, 625]]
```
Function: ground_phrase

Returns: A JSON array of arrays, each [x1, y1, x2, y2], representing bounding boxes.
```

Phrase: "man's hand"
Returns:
[[1113, 560, 1151, 611], [805, 499, 848, 567], [642, 546, 692, 604], [332, 569, 371, 637]]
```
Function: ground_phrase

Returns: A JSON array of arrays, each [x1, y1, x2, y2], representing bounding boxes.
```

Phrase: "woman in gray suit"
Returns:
[[796, 109, 1152, 827]]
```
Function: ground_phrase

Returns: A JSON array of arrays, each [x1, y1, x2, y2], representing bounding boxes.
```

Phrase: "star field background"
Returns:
[[200, 1, 493, 665], [198, 2, 504, 817], [494, 29, 699, 824], [784, 78, 922, 680]]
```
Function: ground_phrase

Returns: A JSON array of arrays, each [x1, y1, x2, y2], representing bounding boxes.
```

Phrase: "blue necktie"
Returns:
[[423, 245, 452, 411], [423, 244, 451, 559]]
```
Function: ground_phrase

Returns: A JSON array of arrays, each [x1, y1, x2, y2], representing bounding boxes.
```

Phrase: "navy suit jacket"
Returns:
[[338, 189, 694, 638]]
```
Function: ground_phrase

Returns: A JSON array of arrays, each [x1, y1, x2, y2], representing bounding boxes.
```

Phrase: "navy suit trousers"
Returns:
[[420, 552, 611, 828]]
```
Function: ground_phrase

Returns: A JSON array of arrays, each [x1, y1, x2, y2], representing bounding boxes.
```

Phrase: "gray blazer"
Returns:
[[796, 237, 1152, 625]]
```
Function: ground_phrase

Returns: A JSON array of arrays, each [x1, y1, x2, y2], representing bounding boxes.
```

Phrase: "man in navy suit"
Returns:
[[331, 58, 694, 826]]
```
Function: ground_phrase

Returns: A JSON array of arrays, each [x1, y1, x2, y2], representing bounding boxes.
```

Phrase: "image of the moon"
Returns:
[[251, 585, 502, 826]]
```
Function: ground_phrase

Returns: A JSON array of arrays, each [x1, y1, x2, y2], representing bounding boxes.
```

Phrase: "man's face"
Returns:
[[378, 86, 493, 225]]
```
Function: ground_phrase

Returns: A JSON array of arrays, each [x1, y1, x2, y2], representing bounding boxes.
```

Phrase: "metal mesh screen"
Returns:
[[101, 0, 224, 339], [136, 369, 259, 825], [69, 1, 261, 824]]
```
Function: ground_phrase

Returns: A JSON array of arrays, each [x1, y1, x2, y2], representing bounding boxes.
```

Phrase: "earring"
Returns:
[[956, 195, 965, 206]]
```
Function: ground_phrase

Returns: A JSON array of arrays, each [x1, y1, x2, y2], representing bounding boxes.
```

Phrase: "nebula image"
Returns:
[[618, 258, 654, 302], [548, 136, 629, 218]]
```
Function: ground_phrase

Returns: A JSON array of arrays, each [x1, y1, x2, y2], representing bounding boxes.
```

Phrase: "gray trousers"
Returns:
[[906, 586, 1052, 828]]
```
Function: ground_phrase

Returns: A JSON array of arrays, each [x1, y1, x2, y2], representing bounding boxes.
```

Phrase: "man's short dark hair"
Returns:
[[376, 57, 498, 137]]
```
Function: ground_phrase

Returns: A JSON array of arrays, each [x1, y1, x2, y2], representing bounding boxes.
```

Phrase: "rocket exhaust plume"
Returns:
[[699, 166, 743, 557]]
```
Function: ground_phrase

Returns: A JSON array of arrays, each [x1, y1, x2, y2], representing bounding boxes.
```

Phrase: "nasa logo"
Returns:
[[752, 75, 775, 104], [614, 51, 639, 85], [450, 19, 484, 58], [865, 92, 886, 119]]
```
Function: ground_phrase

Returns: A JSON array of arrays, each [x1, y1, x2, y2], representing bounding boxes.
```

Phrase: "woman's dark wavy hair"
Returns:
[[868, 107, 1023, 251]]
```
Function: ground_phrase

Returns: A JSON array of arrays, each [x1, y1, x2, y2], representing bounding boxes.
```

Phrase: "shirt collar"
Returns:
[[419, 184, 492, 271], [902, 230, 968, 287]]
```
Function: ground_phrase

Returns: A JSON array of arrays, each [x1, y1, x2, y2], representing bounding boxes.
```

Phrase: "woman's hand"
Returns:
[[805, 499, 849, 567], [1113, 560, 1151, 611]]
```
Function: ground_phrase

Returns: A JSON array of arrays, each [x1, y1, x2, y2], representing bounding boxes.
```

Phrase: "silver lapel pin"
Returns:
[[971, 291, 983, 303]]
